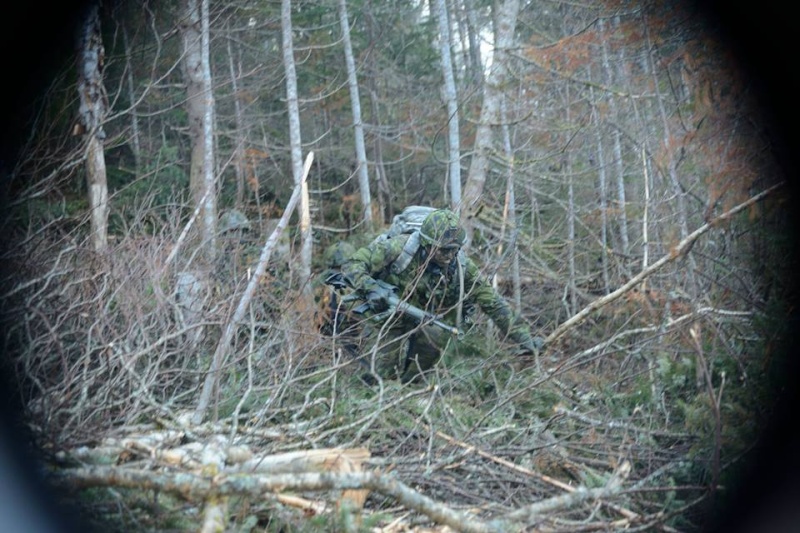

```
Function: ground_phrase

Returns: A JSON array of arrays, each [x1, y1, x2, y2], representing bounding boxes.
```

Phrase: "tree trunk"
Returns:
[[590, 85, 611, 295], [338, 0, 373, 228], [281, 0, 313, 294], [226, 35, 246, 209], [602, 17, 630, 259], [122, 26, 141, 174], [78, 3, 109, 252], [500, 97, 520, 312], [643, 17, 699, 295], [365, 4, 389, 221], [180, 0, 217, 263], [461, 0, 519, 246], [463, 0, 483, 85], [433, 0, 462, 211]]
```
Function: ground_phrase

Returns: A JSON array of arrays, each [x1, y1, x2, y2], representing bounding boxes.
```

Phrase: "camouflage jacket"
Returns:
[[342, 234, 535, 348]]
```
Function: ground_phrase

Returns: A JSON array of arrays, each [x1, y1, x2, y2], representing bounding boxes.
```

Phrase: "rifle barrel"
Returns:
[[388, 295, 462, 337]]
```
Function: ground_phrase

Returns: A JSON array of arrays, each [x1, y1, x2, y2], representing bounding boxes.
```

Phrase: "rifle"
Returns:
[[370, 279, 463, 338], [325, 274, 463, 338]]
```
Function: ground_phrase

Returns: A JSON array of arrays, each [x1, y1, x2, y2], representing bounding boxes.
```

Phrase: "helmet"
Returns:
[[219, 209, 251, 233], [323, 241, 356, 268], [419, 209, 465, 249]]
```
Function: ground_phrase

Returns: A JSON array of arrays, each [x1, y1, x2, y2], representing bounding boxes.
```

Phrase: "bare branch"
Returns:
[[192, 152, 313, 425], [546, 183, 784, 344]]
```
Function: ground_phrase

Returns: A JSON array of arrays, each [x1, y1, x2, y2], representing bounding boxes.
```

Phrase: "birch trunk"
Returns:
[[180, 0, 217, 263], [337, 0, 373, 227], [462, 0, 483, 84], [643, 17, 699, 293], [78, 3, 109, 252], [226, 35, 246, 208], [365, 9, 389, 221], [433, 0, 462, 211], [590, 86, 611, 295], [602, 18, 630, 257], [461, 0, 519, 246], [281, 0, 313, 294], [500, 97, 520, 311]]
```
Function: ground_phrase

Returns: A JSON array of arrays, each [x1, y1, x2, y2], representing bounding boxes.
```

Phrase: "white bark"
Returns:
[[199, 0, 216, 260], [433, 0, 462, 211], [180, 0, 217, 262], [338, 0, 373, 227], [601, 17, 630, 256], [281, 0, 313, 292], [463, 0, 483, 84], [590, 85, 611, 295], [78, 3, 109, 252], [461, 0, 520, 245], [499, 97, 520, 312], [226, 36, 246, 208]]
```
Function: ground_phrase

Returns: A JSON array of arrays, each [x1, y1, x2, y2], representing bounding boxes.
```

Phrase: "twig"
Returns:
[[158, 187, 211, 277], [502, 461, 630, 523], [192, 151, 313, 425], [54, 467, 506, 533], [432, 429, 680, 532], [553, 406, 694, 440], [546, 183, 783, 344]]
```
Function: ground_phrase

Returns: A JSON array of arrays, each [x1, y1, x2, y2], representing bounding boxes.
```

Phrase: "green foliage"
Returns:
[[13, 195, 88, 226], [70, 488, 200, 532], [108, 143, 189, 234]]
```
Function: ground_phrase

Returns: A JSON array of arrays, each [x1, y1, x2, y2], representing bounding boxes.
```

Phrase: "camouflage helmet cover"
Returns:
[[419, 209, 466, 249], [323, 241, 356, 268]]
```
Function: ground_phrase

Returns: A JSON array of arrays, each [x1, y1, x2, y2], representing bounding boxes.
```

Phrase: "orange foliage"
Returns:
[[243, 147, 270, 196], [619, 287, 691, 323]]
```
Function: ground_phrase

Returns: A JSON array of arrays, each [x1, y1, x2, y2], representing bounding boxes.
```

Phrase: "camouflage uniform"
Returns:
[[342, 209, 540, 383], [315, 241, 358, 339]]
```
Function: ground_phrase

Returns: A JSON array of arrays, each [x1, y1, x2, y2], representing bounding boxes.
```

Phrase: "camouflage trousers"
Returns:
[[357, 316, 452, 384]]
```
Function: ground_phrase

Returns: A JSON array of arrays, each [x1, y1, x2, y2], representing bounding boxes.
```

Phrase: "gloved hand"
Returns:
[[519, 336, 545, 356], [365, 283, 393, 312]]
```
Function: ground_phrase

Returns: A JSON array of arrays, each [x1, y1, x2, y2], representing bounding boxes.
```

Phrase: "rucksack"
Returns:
[[372, 206, 465, 275]]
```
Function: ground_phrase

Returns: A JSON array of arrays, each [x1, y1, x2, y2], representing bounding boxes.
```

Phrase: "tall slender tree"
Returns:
[[338, 0, 373, 228], [461, 0, 519, 246], [180, 0, 217, 262], [433, 0, 462, 210], [78, 2, 109, 252], [281, 0, 312, 294]]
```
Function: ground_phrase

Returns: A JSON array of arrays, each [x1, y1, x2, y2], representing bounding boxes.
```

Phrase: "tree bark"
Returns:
[[78, 2, 109, 252], [602, 17, 630, 258], [180, 0, 217, 263], [363, 3, 390, 221], [281, 0, 313, 294], [460, 0, 519, 246], [499, 97, 521, 311], [226, 34, 246, 208], [337, 0, 373, 228], [433, 0, 463, 211], [590, 86, 611, 295]]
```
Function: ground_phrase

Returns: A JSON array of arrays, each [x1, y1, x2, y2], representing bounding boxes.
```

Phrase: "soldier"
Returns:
[[342, 208, 543, 384]]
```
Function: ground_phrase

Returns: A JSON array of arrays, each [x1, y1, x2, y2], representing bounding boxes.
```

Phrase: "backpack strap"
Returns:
[[389, 231, 421, 275], [456, 250, 465, 328]]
